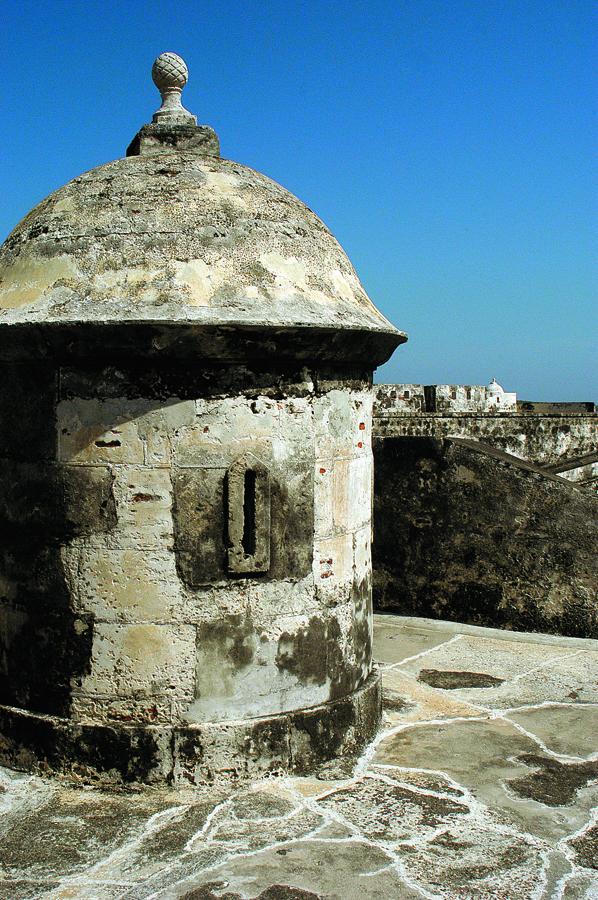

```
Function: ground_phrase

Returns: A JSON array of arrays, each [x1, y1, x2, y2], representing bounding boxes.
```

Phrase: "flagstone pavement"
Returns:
[[1, 614, 597, 899]]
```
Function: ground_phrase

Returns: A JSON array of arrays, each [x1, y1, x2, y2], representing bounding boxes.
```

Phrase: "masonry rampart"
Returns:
[[374, 410, 597, 467], [372, 436, 598, 638]]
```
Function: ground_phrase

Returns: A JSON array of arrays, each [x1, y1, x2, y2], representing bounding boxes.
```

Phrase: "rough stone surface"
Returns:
[[374, 385, 597, 468], [373, 436, 598, 637], [0, 154, 403, 353], [0, 106, 399, 780], [0, 364, 382, 782], [0, 614, 596, 898]]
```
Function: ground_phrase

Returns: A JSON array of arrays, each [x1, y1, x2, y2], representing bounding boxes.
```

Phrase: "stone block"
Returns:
[[0, 600, 93, 717], [110, 466, 173, 548], [246, 576, 319, 623], [0, 460, 62, 537], [137, 400, 196, 466], [333, 455, 372, 532], [173, 454, 313, 584], [185, 611, 330, 723], [57, 398, 146, 465], [71, 693, 185, 726], [313, 389, 372, 459], [353, 524, 372, 583], [226, 456, 271, 574], [314, 459, 334, 538], [314, 533, 354, 604], [172, 467, 227, 585], [80, 622, 196, 700], [61, 465, 117, 538], [66, 547, 184, 623]]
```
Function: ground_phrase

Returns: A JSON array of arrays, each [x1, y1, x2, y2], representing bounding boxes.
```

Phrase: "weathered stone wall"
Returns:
[[372, 437, 598, 638], [374, 383, 518, 415], [0, 362, 380, 783], [374, 393, 597, 467]]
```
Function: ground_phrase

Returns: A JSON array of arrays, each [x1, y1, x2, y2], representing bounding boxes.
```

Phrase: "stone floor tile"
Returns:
[[0, 881, 60, 900], [393, 815, 546, 899], [372, 616, 454, 665], [314, 773, 469, 842], [0, 785, 175, 882], [373, 717, 598, 844], [151, 839, 424, 899], [1, 615, 597, 898], [396, 633, 581, 683], [381, 667, 488, 723], [504, 703, 598, 759], [38, 884, 130, 899], [560, 873, 598, 899], [567, 820, 598, 871], [481, 649, 598, 710]]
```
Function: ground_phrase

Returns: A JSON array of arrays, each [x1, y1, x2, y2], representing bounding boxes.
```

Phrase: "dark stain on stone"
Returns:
[[172, 467, 227, 587], [94, 437, 122, 448], [180, 883, 243, 900], [441, 843, 531, 888], [62, 465, 117, 537], [132, 492, 162, 502], [326, 616, 355, 700], [508, 754, 598, 806], [315, 755, 358, 781], [318, 777, 467, 836], [173, 446, 313, 587], [231, 790, 294, 820], [181, 886, 321, 900], [57, 363, 370, 403], [569, 824, 598, 870], [428, 830, 473, 850], [351, 572, 373, 674], [0, 705, 163, 784], [292, 695, 356, 767], [417, 669, 505, 689], [0, 399, 108, 716], [382, 689, 411, 712], [256, 888, 322, 900], [198, 614, 255, 670], [276, 617, 327, 684]]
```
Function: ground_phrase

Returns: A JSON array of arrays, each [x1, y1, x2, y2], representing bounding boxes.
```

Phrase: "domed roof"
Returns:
[[487, 378, 505, 395], [0, 55, 404, 364], [0, 154, 397, 335]]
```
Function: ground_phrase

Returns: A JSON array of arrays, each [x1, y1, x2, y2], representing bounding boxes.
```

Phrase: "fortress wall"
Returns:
[[373, 411, 597, 467], [372, 436, 598, 638]]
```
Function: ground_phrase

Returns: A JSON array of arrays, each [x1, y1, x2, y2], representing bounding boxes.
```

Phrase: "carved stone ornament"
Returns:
[[151, 52, 197, 125]]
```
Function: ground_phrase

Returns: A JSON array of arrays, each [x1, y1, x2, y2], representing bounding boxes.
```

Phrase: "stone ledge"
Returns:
[[0, 670, 381, 787], [126, 123, 220, 158]]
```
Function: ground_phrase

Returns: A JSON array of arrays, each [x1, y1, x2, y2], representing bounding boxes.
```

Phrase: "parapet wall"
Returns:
[[372, 436, 598, 638], [372, 384, 597, 637], [374, 385, 597, 468]]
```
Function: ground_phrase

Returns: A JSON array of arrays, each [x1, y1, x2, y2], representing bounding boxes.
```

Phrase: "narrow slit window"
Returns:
[[227, 457, 271, 574], [242, 469, 257, 556]]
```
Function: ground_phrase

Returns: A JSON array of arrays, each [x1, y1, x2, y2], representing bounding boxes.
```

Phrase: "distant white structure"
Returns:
[[375, 380, 517, 414], [485, 378, 517, 411]]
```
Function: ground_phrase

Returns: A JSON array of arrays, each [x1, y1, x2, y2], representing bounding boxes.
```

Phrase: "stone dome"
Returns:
[[0, 152, 404, 366], [487, 378, 505, 395]]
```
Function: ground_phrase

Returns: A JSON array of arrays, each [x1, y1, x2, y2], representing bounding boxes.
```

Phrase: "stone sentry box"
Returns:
[[0, 54, 405, 784]]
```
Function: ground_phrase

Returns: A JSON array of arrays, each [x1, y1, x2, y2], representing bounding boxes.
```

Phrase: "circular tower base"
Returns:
[[0, 671, 381, 786]]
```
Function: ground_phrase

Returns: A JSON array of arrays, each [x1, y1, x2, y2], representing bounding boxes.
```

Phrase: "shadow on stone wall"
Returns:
[[0, 364, 98, 716], [373, 437, 598, 638]]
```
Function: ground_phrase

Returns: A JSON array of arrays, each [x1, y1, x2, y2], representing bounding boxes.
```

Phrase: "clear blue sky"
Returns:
[[1, 0, 595, 399]]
